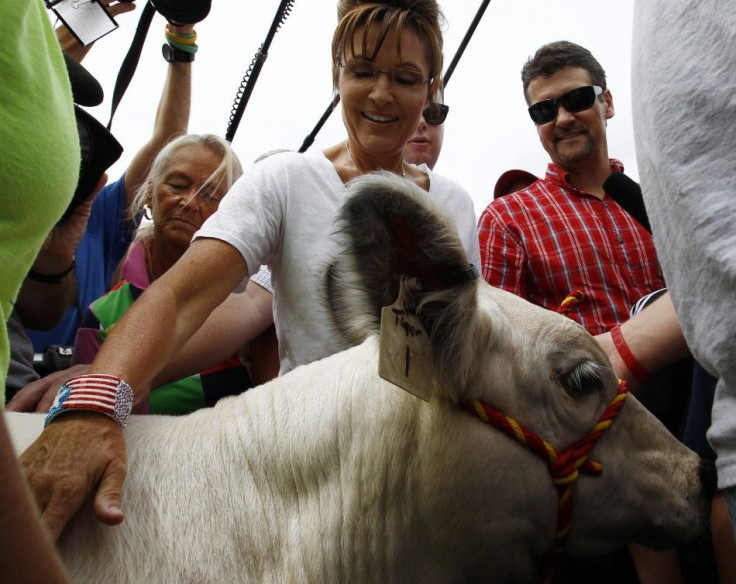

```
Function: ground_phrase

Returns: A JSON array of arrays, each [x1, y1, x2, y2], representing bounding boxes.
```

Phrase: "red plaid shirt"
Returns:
[[478, 160, 665, 334]]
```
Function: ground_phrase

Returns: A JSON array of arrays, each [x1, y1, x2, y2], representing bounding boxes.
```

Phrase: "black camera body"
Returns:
[[58, 106, 124, 224], [151, 0, 211, 24], [34, 345, 74, 377]]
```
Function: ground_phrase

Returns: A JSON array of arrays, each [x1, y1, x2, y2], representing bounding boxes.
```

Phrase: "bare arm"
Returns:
[[58, 9, 194, 206], [122, 23, 194, 204], [0, 413, 69, 584], [15, 179, 105, 329], [19, 239, 248, 539], [153, 281, 274, 386], [595, 292, 690, 390], [8, 282, 273, 412]]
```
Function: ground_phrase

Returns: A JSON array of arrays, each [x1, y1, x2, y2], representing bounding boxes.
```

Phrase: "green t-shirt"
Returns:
[[0, 1, 80, 402]]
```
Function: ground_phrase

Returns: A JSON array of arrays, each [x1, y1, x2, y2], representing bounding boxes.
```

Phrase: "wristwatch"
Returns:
[[162, 43, 195, 63]]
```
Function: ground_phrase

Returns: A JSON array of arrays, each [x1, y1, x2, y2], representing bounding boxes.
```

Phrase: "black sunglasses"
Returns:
[[527, 85, 603, 125], [422, 103, 449, 126]]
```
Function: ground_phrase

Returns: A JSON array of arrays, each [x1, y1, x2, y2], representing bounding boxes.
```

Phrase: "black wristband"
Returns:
[[27, 258, 76, 284], [162, 43, 195, 63]]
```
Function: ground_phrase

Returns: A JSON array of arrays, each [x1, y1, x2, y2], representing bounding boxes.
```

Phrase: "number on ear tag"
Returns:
[[378, 277, 436, 401]]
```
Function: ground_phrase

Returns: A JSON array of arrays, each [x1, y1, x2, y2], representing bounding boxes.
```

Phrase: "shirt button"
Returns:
[[604, 201, 609, 208], [617, 234, 624, 243]]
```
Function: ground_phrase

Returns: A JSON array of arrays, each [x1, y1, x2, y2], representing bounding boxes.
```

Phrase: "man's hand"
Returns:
[[34, 180, 103, 276], [6, 365, 90, 413], [56, 1, 138, 60], [19, 412, 127, 541]]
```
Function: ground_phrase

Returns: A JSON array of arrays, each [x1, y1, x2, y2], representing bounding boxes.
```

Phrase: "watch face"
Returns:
[[162, 43, 174, 62], [161, 43, 194, 62]]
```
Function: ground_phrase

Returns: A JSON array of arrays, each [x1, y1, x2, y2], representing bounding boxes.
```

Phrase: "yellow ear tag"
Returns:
[[378, 276, 436, 401]]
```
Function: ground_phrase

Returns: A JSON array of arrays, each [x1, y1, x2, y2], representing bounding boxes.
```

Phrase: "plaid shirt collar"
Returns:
[[544, 159, 625, 196]]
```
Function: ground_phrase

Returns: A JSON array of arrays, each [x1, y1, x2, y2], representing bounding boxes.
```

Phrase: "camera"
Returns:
[[151, 0, 211, 24], [58, 106, 124, 224], [34, 345, 74, 377]]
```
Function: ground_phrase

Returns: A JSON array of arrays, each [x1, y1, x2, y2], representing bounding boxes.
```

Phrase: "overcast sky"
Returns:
[[74, 0, 636, 215]]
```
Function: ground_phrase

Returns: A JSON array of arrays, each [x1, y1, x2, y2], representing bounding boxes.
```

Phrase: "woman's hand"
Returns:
[[19, 412, 127, 541]]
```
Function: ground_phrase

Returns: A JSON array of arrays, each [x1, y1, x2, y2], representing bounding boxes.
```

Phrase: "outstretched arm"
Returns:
[[19, 239, 248, 540], [153, 281, 274, 386], [595, 292, 690, 390], [57, 8, 194, 207], [122, 22, 195, 203]]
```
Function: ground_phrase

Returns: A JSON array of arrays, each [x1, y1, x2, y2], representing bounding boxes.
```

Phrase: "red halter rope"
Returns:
[[460, 379, 628, 554]]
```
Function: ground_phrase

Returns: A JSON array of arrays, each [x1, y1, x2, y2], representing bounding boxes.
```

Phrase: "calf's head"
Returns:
[[327, 172, 712, 557]]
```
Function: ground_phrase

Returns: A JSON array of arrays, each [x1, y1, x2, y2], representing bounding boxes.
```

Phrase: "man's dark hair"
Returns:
[[521, 41, 607, 104]]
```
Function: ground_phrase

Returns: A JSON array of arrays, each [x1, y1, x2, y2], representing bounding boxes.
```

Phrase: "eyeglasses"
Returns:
[[422, 103, 449, 126], [527, 85, 603, 125], [339, 59, 431, 93]]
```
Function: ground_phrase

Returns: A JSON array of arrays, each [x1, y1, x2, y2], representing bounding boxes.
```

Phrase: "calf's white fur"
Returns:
[[7, 173, 711, 583]]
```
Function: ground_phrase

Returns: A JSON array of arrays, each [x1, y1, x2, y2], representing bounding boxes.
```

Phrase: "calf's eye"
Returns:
[[561, 360, 604, 396]]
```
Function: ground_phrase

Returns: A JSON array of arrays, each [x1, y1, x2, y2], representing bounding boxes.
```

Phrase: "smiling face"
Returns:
[[526, 66, 614, 172], [147, 143, 227, 257], [338, 24, 431, 168]]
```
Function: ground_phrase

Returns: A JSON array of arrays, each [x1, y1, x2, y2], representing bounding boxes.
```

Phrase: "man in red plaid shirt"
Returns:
[[478, 41, 665, 336], [478, 41, 690, 582]]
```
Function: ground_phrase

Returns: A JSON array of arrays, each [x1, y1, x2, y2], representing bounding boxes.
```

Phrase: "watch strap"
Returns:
[[162, 43, 195, 63]]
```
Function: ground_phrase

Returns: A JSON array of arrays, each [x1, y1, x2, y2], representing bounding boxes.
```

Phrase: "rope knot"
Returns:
[[459, 379, 629, 558], [557, 289, 585, 315]]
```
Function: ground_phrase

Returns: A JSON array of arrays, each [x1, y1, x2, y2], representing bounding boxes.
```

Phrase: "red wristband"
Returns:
[[610, 325, 651, 383]]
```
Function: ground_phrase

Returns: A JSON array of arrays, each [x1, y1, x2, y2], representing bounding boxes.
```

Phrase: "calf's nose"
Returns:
[[699, 458, 717, 500]]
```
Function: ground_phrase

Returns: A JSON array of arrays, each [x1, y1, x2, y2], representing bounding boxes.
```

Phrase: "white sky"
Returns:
[[76, 0, 636, 215]]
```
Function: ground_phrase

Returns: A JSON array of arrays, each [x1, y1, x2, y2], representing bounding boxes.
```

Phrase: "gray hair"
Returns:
[[131, 134, 243, 240]]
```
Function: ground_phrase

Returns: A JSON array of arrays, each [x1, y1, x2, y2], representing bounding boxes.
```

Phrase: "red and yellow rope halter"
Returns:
[[459, 379, 628, 554], [557, 289, 585, 316]]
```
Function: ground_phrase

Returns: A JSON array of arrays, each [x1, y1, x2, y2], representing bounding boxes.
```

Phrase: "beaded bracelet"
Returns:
[[45, 374, 134, 429], [610, 324, 651, 383]]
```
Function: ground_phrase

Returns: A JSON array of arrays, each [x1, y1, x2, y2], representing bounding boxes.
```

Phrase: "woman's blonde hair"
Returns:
[[130, 133, 243, 241], [332, 0, 445, 103]]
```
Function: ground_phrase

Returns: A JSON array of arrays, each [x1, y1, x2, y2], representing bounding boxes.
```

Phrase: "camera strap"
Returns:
[[107, 0, 156, 130], [224, 0, 296, 142]]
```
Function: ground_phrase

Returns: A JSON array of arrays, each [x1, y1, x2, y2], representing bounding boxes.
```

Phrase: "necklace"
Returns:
[[345, 141, 405, 178]]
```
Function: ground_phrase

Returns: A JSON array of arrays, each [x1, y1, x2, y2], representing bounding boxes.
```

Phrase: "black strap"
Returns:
[[442, 0, 491, 86], [298, 93, 341, 153], [602, 171, 652, 233], [225, 0, 295, 143], [107, 0, 156, 130]]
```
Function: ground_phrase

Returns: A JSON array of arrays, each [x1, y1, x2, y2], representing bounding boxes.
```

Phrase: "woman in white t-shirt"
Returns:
[[19, 0, 480, 538]]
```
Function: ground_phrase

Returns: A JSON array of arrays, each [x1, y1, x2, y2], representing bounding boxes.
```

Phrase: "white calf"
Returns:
[[7, 173, 712, 583]]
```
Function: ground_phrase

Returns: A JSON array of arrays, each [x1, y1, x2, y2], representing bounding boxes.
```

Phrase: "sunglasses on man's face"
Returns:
[[422, 103, 449, 126], [527, 85, 603, 125]]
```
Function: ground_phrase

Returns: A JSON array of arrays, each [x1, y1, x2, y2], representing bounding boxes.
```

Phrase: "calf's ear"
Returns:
[[327, 172, 480, 396]]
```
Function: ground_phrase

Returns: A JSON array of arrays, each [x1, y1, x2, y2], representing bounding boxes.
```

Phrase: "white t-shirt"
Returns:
[[633, 0, 736, 488], [195, 150, 480, 374]]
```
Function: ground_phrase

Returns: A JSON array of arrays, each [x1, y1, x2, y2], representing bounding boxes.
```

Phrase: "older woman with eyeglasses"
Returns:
[[18, 0, 479, 540]]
